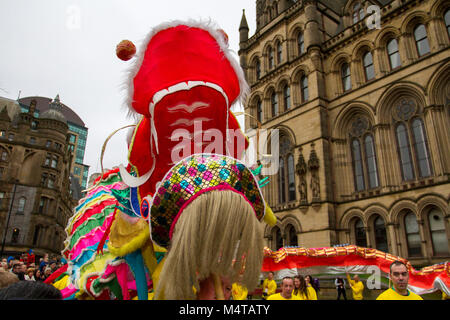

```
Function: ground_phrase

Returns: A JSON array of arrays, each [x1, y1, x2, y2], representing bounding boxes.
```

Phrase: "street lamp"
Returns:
[[0, 179, 18, 258]]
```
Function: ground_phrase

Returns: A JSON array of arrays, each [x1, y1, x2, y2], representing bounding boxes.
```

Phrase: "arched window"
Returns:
[[275, 227, 283, 250], [363, 51, 375, 81], [394, 99, 432, 181], [256, 98, 263, 124], [268, 46, 274, 69], [287, 154, 295, 201], [287, 224, 298, 247], [352, 139, 365, 191], [271, 92, 278, 116], [277, 41, 283, 64], [349, 116, 379, 191], [387, 38, 401, 70], [283, 84, 291, 110], [414, 24, 430, 57], [297, 32, 305, 55], [404, 211, 422, 257], [300, 75, 309, 102], [445, 9, 450, 38], [0, 148, 8, 161], [341, 63, 352, 92], [352, 2, 365, 24], [428, 208, 449, 255], [278, 157, 286, 203], [374, 216, 388, 252], [411, 118, 431, 178], [364, 135, 379, 188], [11, 228, 20, 243], [354, 218, 367, 247], [17, 197, 26, 214], [32, 225, 41, 246], [396, 123, 415, 181]]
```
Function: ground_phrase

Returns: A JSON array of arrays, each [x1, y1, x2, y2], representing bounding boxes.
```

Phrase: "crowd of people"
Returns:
[[0, 251, 65, 282], [1, 252, 445, 300], [259, 271, 319, 301]]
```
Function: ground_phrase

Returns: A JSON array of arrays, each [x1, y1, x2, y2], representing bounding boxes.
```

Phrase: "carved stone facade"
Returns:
[[239, 0, 450, 266], [0, 96, 78, 259]]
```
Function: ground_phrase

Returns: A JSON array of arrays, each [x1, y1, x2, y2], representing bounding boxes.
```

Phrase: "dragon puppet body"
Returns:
[[48, 19, 449, 300], [48, 20, 277, 300]]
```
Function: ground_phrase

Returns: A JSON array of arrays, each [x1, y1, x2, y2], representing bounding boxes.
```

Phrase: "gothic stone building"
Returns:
[[0, 96, 77, 259], [239, 0, 450, 266]]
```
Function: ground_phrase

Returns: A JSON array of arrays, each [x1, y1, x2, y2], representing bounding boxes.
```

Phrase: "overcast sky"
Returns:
[[0, 0, 256, 176]]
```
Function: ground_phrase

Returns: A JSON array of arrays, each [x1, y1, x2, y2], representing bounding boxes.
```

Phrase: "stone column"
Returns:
[[425, 17, 443, 51], [373, 124, 391, 188], [333, 138, 352, 197], [386, 223, 398, 256], [417, 218, 430, 259], [399, 32, 414, 65], [374, 46, 388, 76], [351, 59, 362, 88], [304, 1, 322, 51], [345, 228, 351, 245], [364, 226, 372, 248], [423, 105, 449, 176]]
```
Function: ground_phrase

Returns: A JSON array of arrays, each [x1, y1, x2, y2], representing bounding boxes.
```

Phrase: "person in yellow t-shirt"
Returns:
[[305, 275, 318, 300], [293, 275, 317, 300], [377, 260, 423, 300], [267, 277, 300, 300], [346, 273, 364, 300], [262, 271, 277, 300], [232, 275, 248, 300]]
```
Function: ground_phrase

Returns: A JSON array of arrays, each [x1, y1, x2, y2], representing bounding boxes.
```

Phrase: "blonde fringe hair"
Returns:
[[154, 190, 264, 300]]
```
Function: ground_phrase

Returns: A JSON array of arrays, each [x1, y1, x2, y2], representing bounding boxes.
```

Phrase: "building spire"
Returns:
[[239, 9, 249, 44], [239, 9, 249, 31]]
